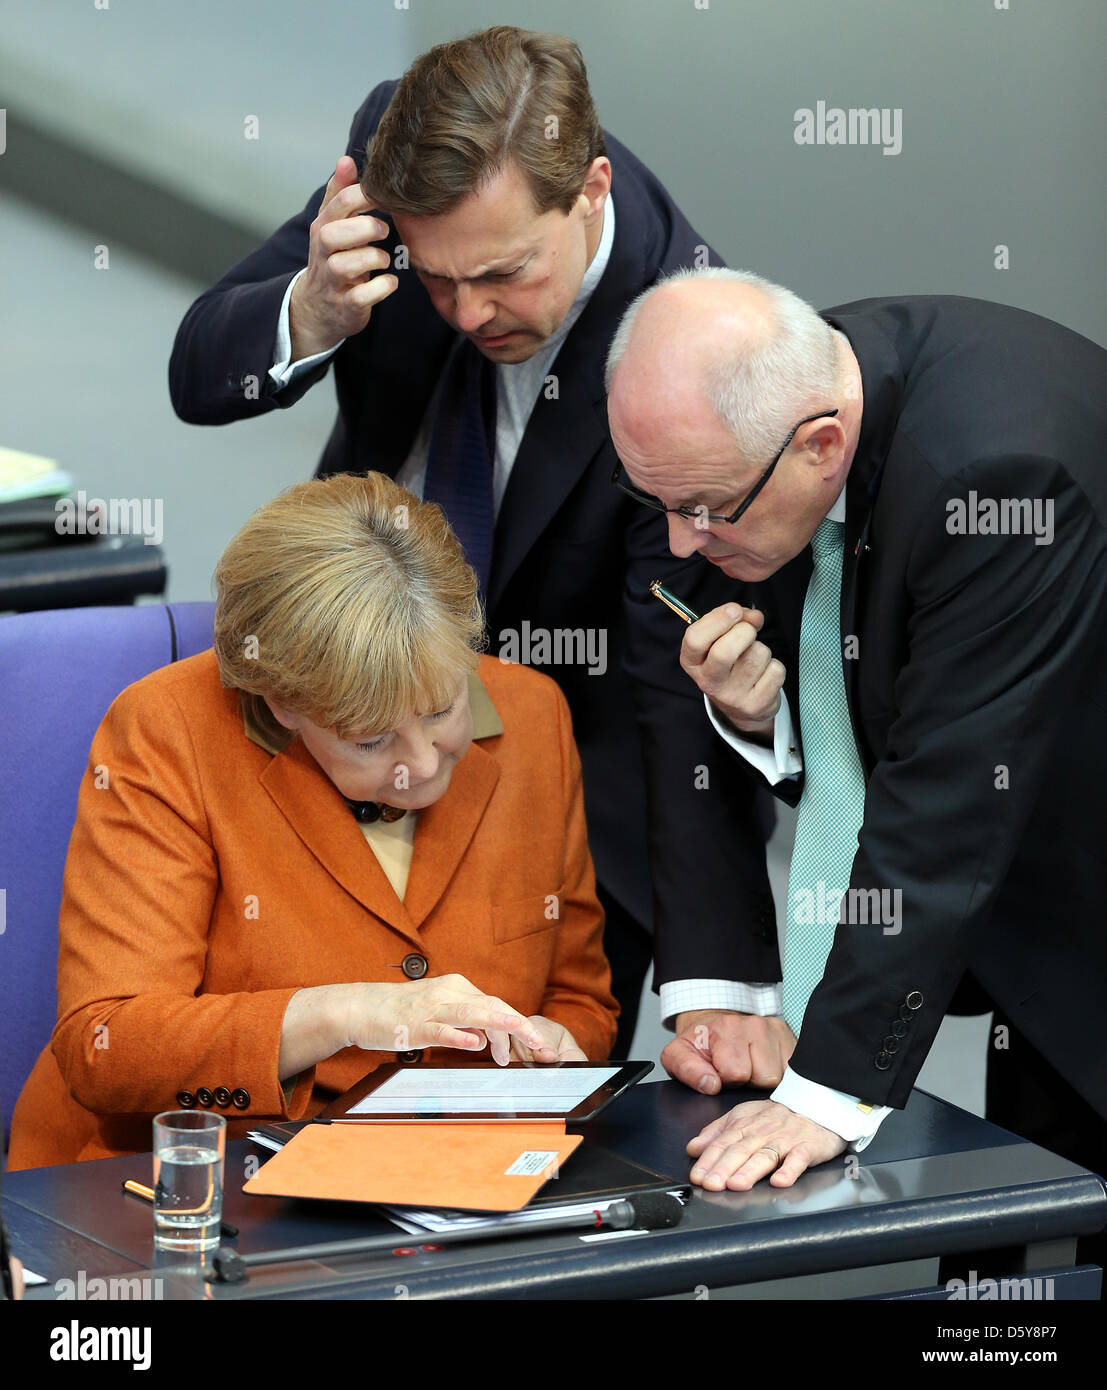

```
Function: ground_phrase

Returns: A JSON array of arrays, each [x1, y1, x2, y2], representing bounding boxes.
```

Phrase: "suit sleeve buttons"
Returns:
[[195, 1087, 214, 1107], [231, 1088, 251, 1110], [175, 1090, 196, 1108], [874, 1052, 892, 1070], [213, 1087, 231, 1107], [398, 1049, 425, 1063], [905, 991, 924, 1010]]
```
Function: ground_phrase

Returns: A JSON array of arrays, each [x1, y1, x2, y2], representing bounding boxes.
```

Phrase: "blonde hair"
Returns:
[[213, 472, 485, 742]]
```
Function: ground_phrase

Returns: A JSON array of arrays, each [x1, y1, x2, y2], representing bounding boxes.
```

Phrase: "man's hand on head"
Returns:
[[291, 155, 399, 360]]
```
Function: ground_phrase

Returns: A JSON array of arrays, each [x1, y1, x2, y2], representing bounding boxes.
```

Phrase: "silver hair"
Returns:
[[604, 267, 843, 463]]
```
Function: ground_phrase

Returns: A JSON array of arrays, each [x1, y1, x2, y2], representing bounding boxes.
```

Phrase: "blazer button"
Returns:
[[906, 991, 924, 1010], [898, 1003, 914, 1022], [881, 1035, 899, 1054], [195, 1087, 214, 1107], [398, 1049, 424, 1064], [874, 1051, 892, 1070], [231, 1088, 251, 1110], [213, 1087, 231, 1107], [401, 953, 428, 980], [175, 1090, 197, 1108], [890, 1019, 907, 1038]]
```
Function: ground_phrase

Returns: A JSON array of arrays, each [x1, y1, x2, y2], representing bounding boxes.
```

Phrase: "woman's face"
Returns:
[[263, 677, 474, 811]]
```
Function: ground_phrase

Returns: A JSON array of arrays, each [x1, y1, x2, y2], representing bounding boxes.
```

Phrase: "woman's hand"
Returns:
[[342, 974, 552, 1065], [509, 1015, 587, 1063]]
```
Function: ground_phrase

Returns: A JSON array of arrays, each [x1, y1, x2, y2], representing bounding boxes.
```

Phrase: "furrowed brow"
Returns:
[[410, 250, 533, 281]]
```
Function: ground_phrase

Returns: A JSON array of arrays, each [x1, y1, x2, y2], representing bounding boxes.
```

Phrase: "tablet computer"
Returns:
[[320, 1060, 653, 1124]]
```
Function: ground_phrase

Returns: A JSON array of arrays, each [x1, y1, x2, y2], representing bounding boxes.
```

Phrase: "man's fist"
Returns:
[[679, 604, 785, 735], [662, 1009, 797, 1094], [290, 155, 400, 360]]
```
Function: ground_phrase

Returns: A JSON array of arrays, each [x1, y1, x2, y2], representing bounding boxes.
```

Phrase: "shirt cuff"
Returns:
[[268, 268, 343, 387], [660, 979, 783, 1030], [771, 1064, 893, 1151], [704, 690, 802, 784]]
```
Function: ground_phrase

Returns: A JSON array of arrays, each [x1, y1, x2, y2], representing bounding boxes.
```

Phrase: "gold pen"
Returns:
[[649, 579, 701, 625]]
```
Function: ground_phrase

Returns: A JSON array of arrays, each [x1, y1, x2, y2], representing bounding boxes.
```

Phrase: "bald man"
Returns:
[[605, 269, 1107, 1248]]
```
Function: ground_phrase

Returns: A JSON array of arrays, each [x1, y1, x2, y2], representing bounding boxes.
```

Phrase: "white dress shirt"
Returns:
[[661, 485, 893, 1152], [269, 196, 616, 518]]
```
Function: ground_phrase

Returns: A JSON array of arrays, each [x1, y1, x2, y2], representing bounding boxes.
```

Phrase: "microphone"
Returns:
[[209, 1191, 686, 1284], [619, 1192, 685, 1230]]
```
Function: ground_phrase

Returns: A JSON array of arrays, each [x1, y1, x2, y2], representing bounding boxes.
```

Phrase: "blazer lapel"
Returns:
[[489, 180, 653, 609], [250, 669, 503, 939], [756, 553, 811, 760], [490, 385, 608, 608], [825, 305, 906, 777], [840, 491, 875, 776], [258, 737, 421, 943], [402, 741, 500, 931]]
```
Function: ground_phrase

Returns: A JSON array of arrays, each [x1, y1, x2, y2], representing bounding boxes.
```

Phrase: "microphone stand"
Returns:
[[207, 1193, 684, 1285]]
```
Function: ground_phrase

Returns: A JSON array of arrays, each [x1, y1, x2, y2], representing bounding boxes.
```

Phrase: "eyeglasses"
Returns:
[[611, 408, 839, 525]]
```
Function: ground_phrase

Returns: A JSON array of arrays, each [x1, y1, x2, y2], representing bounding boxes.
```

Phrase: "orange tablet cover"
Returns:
[[242, 1121, 583, 1212]]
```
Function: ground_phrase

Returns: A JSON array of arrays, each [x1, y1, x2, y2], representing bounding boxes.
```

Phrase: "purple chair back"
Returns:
[[0, 602, 215, 1150]]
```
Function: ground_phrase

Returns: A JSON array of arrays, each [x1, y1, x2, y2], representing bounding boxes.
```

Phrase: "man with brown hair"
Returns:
[[169, 26, 777, 1060]]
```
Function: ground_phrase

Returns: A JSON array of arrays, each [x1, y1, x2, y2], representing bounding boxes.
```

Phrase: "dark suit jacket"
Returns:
[[168, 81, 777, 988], [733, 295, 1107, 1120]]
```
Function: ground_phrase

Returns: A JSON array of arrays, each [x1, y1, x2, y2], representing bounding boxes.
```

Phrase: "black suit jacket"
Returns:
[[169, 81, 777, 988], [732, 295, 1107, 1119]]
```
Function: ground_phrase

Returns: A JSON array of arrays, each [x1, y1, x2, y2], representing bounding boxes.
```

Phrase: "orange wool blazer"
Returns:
[[8, 650, 617, 1170]]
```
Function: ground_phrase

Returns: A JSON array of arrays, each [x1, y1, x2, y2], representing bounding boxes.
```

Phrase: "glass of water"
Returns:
[[152, 1111, 226, 1252]]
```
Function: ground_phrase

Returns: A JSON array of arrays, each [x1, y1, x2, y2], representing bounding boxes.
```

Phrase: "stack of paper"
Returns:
[[0, 446, 74, 504]]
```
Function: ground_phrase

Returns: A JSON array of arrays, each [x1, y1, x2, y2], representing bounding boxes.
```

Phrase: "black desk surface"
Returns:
[[7, 1082, 1106, 1300]]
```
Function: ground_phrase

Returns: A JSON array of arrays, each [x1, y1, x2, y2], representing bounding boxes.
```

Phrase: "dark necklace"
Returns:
[[344, 798, 407, 824]]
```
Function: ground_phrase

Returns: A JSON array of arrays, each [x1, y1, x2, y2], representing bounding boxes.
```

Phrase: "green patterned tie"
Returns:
[[781, 517, 867, 1035]]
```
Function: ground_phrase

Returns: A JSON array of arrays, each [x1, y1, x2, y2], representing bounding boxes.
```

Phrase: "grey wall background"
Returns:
[[2, 0, 1104, 1107]]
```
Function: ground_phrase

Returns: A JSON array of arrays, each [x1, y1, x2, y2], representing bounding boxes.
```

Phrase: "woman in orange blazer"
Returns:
[[9, 473, 617, 1169]]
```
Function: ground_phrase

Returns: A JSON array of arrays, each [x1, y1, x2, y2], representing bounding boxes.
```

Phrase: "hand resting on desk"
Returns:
[[687, 1099, 848, 1191], [664, 1010, 846, 1189]]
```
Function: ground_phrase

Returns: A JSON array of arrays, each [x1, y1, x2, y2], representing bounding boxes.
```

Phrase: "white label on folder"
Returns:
[[504, 1150, 560, 1177]]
